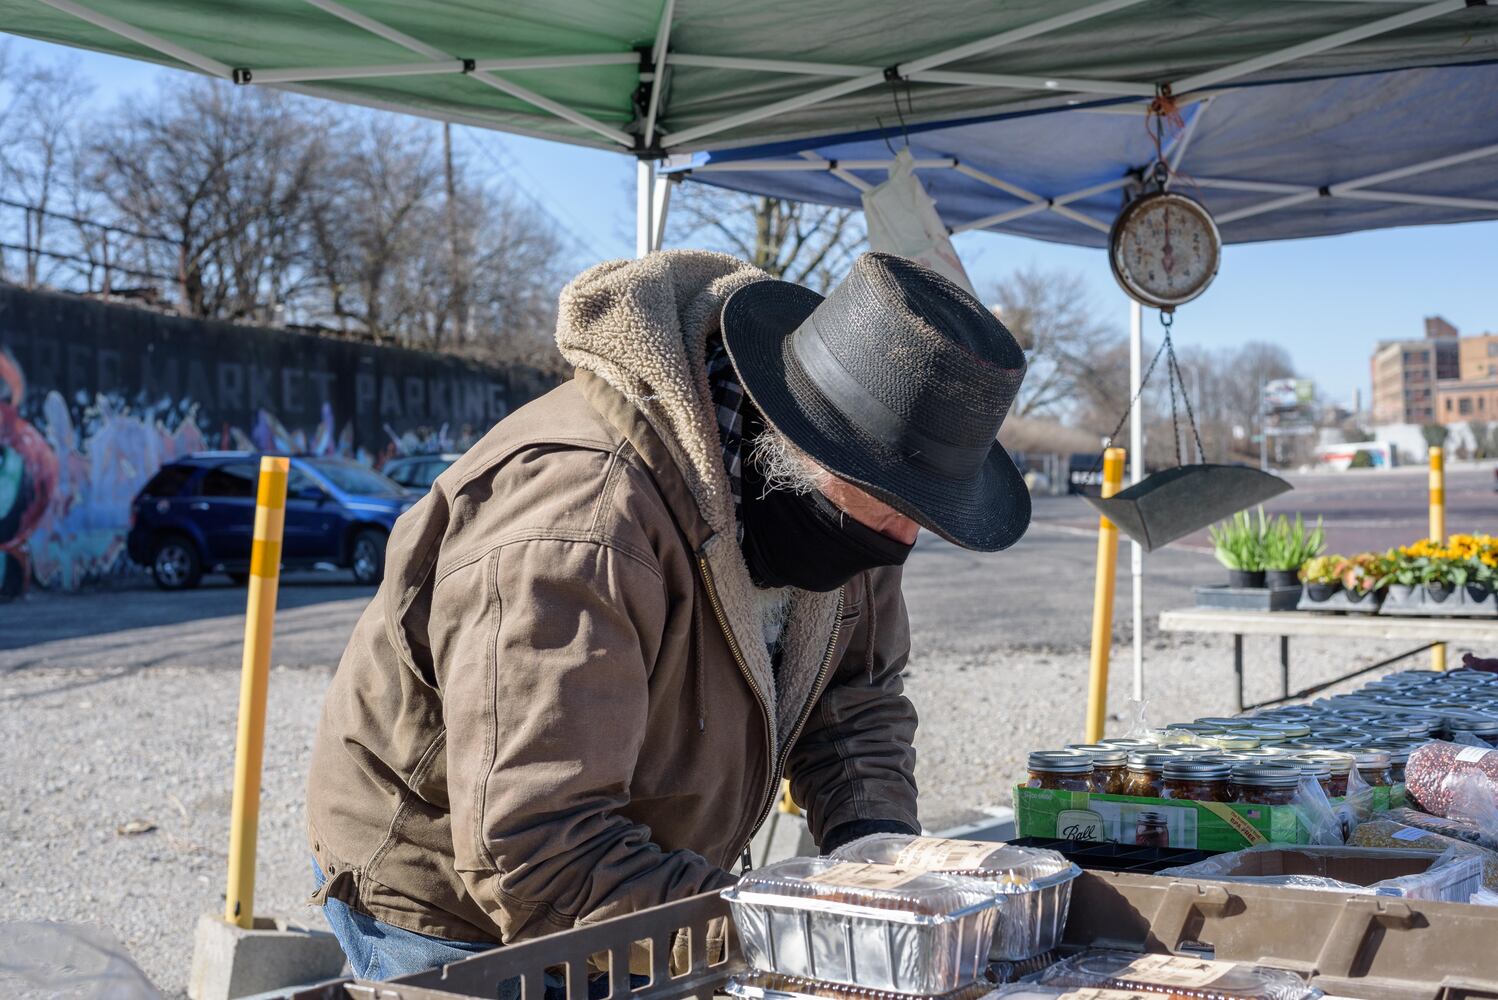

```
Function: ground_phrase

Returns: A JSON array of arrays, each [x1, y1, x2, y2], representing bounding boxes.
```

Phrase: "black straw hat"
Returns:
[[720, 252, 1030, 552]]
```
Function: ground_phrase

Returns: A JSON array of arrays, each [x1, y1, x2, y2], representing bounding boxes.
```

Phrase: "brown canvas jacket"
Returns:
[[306, 251, 919, 944]]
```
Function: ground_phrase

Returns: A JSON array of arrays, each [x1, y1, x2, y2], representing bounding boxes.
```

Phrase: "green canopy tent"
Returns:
[[3, 0, 1497, 255]]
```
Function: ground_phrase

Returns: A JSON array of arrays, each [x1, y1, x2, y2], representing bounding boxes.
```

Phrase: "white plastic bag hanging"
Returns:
[[861, 149, 977, 296]]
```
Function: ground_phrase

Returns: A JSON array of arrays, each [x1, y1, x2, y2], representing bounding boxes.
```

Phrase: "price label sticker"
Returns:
[[893, 837, 1000, 871], [1456, 746, 1493, 764], [1391, 827, 1428, 842], [804, 862, 922, 891], [1117, 954, 1237, 988]]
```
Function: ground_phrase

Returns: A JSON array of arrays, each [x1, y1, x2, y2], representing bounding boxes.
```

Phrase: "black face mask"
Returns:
[[740, 461, 914, 592]]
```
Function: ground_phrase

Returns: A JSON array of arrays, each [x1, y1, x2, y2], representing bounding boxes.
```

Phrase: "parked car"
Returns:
[[127, 452, 413, 590], [381, 453, 461, 493]]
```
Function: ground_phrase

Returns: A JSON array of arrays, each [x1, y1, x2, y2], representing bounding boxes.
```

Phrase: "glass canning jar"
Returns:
[[1346, 748, 1393, 787], [1026, 750, 1095, 791], [1124, 751, 1180, 798], [1066, 744, 1129, 794], [1290, 751, 1350, 797], [1161, 759, 1232, 802], [1231, 764, 1302, 805]]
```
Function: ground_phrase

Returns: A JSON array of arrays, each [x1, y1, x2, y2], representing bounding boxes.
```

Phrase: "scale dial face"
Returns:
[[1109, 191, 1222, 309]]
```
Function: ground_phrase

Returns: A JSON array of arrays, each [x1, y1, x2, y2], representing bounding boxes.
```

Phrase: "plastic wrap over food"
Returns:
[[1029, 949, 1322, 1000], [1405, 740, 1498, 818], [721, 857, 999, 994], [832, 835, 1080, 962], [1155, 843, 1483, 903], [1384, 807, 1498, 850], [1349, 819, 1498, 889]]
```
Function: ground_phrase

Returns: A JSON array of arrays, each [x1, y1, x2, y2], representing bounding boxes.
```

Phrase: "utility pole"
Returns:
[[1259, 378, 1269, 471], [442, 122, 468, 347]]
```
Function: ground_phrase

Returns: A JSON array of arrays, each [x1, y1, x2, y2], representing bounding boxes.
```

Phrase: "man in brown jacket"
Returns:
[[306, 250, 1030, 981]]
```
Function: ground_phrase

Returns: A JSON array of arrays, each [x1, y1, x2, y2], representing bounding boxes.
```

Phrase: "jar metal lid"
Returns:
[[1127, 750, 1183, 772], [1028, 750, 1094, 774], [1359, 741, 1413, 763], [1099, 737, 1157, 748], [1165, 743, 1217, 754], [1066, 743, 1129, 765], [1166, 722, 1226, 734], [1162, 759, 1232, 781], [1250, 722, 1312, 738], [1205, 733, 1262, 750], [1346, 748, 1391, 768], [1451, 721, 1498, 736], [1290, 750, 1352, 775], [1231, 764, 1303, 788]]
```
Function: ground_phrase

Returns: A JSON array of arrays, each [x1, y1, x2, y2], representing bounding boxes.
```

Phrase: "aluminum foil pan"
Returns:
[[725, 971, 999, 1000], [832, 836, 1082, 962], [721, 857, 1000, 994]]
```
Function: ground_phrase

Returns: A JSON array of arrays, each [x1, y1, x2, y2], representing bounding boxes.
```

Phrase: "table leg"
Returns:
[[1234, 633, 1245, 713], [1280, 635, 1290, 701]]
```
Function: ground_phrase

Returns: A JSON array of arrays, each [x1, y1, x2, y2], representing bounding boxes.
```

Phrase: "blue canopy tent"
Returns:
[[662, 57, 1498, 700]]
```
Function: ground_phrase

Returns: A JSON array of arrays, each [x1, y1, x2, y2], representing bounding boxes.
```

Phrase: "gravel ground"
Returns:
[[2, 484, 1492, 996]]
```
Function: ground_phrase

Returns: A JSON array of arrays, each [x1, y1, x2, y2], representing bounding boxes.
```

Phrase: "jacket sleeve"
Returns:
[[436, 535, 735, 943], [785, 564, 920, 850]]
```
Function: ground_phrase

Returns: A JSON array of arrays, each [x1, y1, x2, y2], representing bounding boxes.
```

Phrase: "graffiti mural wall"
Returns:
[[0, 285, 554, 595]]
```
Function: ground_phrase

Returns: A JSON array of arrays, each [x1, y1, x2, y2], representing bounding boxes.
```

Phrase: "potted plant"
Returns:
[[1379, 546, 1422, 604], [1210, 508, 1266, 588], [1338, 552, 1383, 604], [1449, 533, 1496, 604], [1263, 513, 1325, 589], [1427, 549, 1467, 603], [1299, 555, 1342, 602]]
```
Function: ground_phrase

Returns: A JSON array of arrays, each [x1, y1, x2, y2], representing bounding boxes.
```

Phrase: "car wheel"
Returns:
[[350, 528, 386, 586], [227, 571, 250, 586], [152, 534, 202, 590]]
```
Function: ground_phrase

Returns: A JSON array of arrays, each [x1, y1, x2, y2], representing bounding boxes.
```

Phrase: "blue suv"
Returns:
[[127, 452, 414, 589]]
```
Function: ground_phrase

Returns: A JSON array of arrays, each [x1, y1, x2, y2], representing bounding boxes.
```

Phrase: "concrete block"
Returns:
[[188, 913, 347, 1000]]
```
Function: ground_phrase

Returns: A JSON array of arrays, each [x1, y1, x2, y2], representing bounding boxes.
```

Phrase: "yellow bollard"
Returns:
[[224, 456, 289, 928], [1430, 446, 1447, 671], [1085, 448, 1127, 743], [779, 778, 800, 815]]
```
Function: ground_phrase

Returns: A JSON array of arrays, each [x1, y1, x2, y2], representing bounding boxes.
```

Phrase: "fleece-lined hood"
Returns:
[[555, 250, 840, 749]]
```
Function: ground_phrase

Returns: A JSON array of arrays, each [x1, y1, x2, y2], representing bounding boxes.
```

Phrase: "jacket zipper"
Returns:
[[697, 555, 777, 857], [747, 587, 845, 849]]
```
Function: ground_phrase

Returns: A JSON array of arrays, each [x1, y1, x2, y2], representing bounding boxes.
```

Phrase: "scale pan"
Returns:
[[1083, 464, 1291, 552]]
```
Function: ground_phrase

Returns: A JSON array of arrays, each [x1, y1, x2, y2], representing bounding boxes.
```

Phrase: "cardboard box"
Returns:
[[1014, 785, 1393, 851]]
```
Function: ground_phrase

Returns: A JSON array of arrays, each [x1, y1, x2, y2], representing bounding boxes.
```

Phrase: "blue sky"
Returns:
[[9, 36, 1496, 410]]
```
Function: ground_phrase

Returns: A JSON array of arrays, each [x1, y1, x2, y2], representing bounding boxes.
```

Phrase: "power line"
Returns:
[[459, 128, 606, 262]]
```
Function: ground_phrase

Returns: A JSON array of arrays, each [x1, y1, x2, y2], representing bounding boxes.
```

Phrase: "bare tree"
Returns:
[[990, 266, 1122, 420], [666, 183, 864, 292], [87, 79, 326, 320]]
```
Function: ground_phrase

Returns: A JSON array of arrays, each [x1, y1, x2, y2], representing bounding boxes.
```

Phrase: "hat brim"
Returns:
[[721, 279, 1031, 553]]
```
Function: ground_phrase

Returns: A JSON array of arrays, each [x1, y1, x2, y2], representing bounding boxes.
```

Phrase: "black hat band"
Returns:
[[793, 313, 991, 479]]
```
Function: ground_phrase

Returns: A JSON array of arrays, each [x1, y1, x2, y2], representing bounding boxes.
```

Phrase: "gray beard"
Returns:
[[751, 584, 795, 652]]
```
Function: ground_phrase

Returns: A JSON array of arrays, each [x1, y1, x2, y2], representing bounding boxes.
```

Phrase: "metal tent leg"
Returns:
[[1234, 633, 1245, 713], [1280, 635, 1290, 700]]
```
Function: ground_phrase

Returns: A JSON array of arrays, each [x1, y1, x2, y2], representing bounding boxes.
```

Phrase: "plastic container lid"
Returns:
[[832, 834, 1075, 887], [1028, 750, 1094, 775], [724, 857, 998, 920], [1032, 948, 1322, 1000]]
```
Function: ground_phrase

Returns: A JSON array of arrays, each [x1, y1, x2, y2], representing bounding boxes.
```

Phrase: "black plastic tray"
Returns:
[[1007, 836, 1219, 874]]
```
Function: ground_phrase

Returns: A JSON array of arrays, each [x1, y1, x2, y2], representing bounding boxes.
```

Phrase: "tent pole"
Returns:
[[651, 174, 674, 251], [35, 0, 233, 77], [636, 160, 655, 259], [1129, 299, 1145, 703]]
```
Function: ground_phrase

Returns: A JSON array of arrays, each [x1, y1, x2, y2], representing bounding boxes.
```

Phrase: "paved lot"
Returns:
[[1, 464, 1493, 996]]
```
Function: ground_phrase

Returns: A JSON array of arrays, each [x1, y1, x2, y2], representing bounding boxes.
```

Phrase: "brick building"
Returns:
[[1369, 314, 1469, 425]]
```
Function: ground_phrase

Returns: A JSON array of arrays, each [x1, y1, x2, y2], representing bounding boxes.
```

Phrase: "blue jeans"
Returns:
[[312, 859, 495, 982], [312, 859, 644, 999]]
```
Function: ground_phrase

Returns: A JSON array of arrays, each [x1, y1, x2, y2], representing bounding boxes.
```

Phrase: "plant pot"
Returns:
[[1306, 582, 1341, 601], [1228, 569, 1266, 589], [1427, 582, 1454, 603], [1386, 583, 1415, 602], [1266, 569, 1301, 589], [1345, 586, 1378, 604], [1467, 582, 1493, 602]]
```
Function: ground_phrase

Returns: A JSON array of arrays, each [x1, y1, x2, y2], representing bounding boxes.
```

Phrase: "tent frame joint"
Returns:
[[460, 58, 476, 74], [232, 67, 252, 85], [882, 65, 904, 83]]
